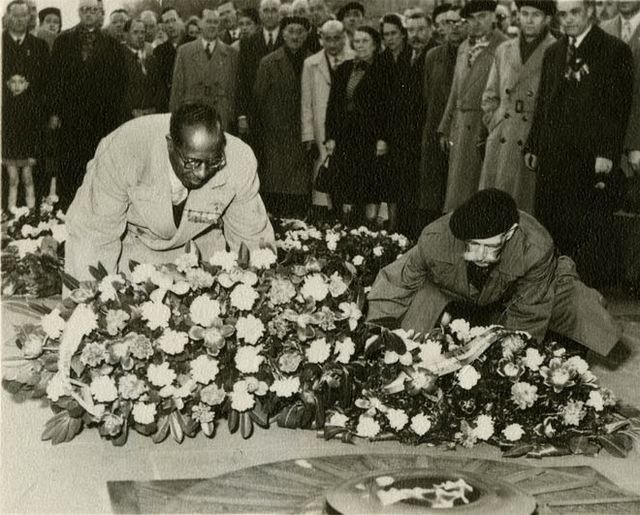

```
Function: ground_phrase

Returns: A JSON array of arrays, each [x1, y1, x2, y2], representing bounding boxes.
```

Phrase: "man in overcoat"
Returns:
[[525, 0, 633, 286], [301, 20, 354, 219], [253, 16, 311, 218], [49, 0, 126, 210], [170, 8, 237, 131], [367, 189, 621, 356], [438, 0, 507, 212], [479, 0, 556, 213], [153, 7, 185, 112], [65, 103, 274, 283], [419, 5, 468, 224]]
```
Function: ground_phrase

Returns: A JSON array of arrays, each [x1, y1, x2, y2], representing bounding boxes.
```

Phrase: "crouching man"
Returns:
[[367, 189, 620, 355]]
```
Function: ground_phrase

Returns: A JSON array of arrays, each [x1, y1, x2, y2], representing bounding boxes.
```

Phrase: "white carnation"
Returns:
[[457, 365, 481, 390], [334, 337, 355, 364], [131, 263, 155, 284], [132, 402, 157, 425], [356, 415, 381, 438], [270, 376, 300, 397], [209, 250, 238, 271], [41, 308, 66, 339], [146, 362, 176, 387], [140, 301, 171, 330], [90, 375, 118, 403], [157, 329, 188, 355], [190, 355, 220, 384], [410, 413, 432, 436], [474, 414, 495, 440], [300, 274, 329, 302], [306, 338, 331, 364], [189, 295, 221, 327], [236, 314, 265, 345], [386, 408, 409, 431], [250, 248, 277, 269], [234, 345, 264, 373], [230, 283, 259, 311], [502, 423, 524, 441]]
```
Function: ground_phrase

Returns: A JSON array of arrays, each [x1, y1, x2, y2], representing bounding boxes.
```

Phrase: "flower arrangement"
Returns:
[[2, 244, 637, 458], [1, 198, 66, 297]]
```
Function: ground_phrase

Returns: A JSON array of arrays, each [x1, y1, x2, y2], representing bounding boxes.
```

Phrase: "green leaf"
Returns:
[[569, 435, 600, 456], [598, 434, 634, 458], [502, 443, 536, 458], [525, 444, 570, 459], [238, 242, 250, 269], [228, 409, 240, 433], [59, 270, 80, 291], [128, 260, 141, 272], [112, 418, 129, 446], [169, 411, 185, 443], [26, 302, 52, 315], [41, 410, 83, 445], [152, 415, 171, 444], [250, 399, 270, 429], [241, 411, 254, 439], [323, 426, 347, 441], [276, 403, 305, 429]]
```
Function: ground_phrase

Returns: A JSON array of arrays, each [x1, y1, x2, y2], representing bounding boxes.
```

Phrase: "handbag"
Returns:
[[314, 155, 337, 194]]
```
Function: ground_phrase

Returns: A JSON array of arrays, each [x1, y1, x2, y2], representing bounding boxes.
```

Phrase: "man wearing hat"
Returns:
[[367, 189, 621, 356], [337, 2, 364, 42], [479, 0, 556, 213], [438, 0, 507, 212]]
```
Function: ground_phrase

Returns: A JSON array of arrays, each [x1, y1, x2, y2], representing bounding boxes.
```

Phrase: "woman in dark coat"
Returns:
[[325, 26, 389, 225]]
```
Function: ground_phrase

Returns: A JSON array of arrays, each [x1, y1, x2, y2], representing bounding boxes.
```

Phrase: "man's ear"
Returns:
[[504, 223, 518, 241]]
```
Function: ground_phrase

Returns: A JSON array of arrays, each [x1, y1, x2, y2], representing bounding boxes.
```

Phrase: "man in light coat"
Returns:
[[301, 20, 354, 219], [479, 0, 556, 213], [170, 8, 237, 130], [367, 189, 621, 356], [438, 0, 507, 212], [65, 103, 274, 283]]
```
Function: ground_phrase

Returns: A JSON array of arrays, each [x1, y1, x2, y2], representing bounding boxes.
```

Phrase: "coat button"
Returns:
[[527, 90, 534, 97], [522, 116, 528, 122], [517, 140, 523, 146], [500, 137, 506, 143], [467, 125, 471, 130], [505, 88, 511, 94], [504, 113, 510, 119]]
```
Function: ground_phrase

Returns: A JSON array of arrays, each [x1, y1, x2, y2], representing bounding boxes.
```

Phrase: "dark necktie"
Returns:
[[267, 32, 274, 52], [173, 198, 187, 227], [566, 36, 577, 66], [205, 42, 213, 59]]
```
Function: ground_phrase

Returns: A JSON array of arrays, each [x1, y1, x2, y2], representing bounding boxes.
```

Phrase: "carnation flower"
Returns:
[[127, 332, 154, 360], [174, 252, 199, 272], [300, 274, 329, 302], [502, 423, 524, 442], [306, 338, 331, 364], [270, 376, 300, 397], [132, 402, 157, 425], [386, 408, 409, 431], [230, 381, 255, 411], [327, 412, 349, 427], [189, 295, 221, 327], [131, 263, 155, 284], [511, 382, 538, 409], [501, 361, 523, 379], [118, 374, 147, 400], [50, 223, 68, 244], [80, 342, 108, 367], [74, 304, 99, 336], [209, 250, 238, 271], [250, 248, 277, 269], [269, 277, 297, 305], [106, 309, 130, 336], [230, 283, 259, 311], [356, 415, 381, 438], [140, 301, 171, 330], [278, 352, 302, 373], [501, 334, 526, 357], [200, 383, 226, 406], [457, 365, 481, 390], [147, 362, 176, 387], [352, 255, 364, 266], [449, 319, 471, 340], [410, 413, 432, 436], [236, 314, 265, 345], [372, 246, 383, 257], [561, 400, 586, 426], [473, 414, 495, 440], [102, 412, 124, 436], [234, 345, 264, 373], [21, 333, 44, 359], [328, 272, 348, 298], [185, 268, 215, 290], [325, 232, 339, 251], [192, 403, 215, 424], [90, 375, 118, 403], [98, 274, 125, 302], [157, 329, 188, 355], [190, 355, 220, 384], [522, 348, 544, 371], [46, 373, 70, 401], [244, 376, 268, 395], [586, 390, 604, 412], [565, 356, 589, 375], [339, 302, 362, 331], [150, 269, 174, 290], [41, 308, 66, 339], [418, 340, 443, 366], [334, 337, 355, 364]]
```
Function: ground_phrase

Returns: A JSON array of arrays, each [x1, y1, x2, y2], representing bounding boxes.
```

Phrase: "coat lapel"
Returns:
[[510, 33, 556, 92], [478, 231, 525, 305], [459, 31, 504, 98], [317, 53, 331, 85]]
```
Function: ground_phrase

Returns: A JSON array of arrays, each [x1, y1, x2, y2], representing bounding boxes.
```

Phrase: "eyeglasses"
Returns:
[[174, 145, 227, 172], [443, 19, 467, 26], [80, 6, 101, 14]]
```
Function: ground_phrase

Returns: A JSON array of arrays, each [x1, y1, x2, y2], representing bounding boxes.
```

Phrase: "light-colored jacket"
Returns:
[[170, 38, 237, 129], [65, 114, 274, 282], [301, 47, 354, 205], [480, 33, 556, 213], [438, 30, 507, 212]]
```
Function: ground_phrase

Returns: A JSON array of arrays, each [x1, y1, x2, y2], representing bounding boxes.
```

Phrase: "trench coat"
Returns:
[[438, 30, 507, 212], [169, 39, 237, 130], [253, 47, 310, 195], [65, 114, 274, 282], [367, 211, 620, 355], [480, 33, 556, 213], [301, 47, 355, 206]]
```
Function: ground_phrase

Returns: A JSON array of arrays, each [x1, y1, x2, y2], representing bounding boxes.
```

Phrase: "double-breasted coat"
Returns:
[[419, 43, 459, 213], [121, 47, 164, 120], [253, 48, 310, 195], [169, 38, 238, 130], [65, 114, 274, 282], [480, 32, 556, 213], [367, 211, 621, 356], [438, 30, 507, 212], [301, 47, 355, 206]]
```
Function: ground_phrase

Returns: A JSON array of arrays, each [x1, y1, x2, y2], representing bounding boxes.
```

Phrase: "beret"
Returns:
[[38, 7, 61, 24], [449, 189, 519, 240], [337, 2, 365, 21], [461, 0, 498, 18], [280, 15, 311, 31], [515, 0, 556, 16], [355, 25, 381, 48]]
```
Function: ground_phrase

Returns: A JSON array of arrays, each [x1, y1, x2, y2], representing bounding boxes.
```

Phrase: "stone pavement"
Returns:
[[0, 292, 638, 514]]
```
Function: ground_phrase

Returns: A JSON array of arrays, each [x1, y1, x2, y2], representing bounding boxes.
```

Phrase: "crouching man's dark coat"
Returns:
[[367, 211, 620, 355]]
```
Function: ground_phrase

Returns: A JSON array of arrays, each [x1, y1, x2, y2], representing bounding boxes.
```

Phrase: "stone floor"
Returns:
[[0, 291, 638, 514]]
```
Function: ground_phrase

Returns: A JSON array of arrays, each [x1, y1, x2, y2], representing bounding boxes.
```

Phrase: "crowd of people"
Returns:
[[2, 0, 640, 290]]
